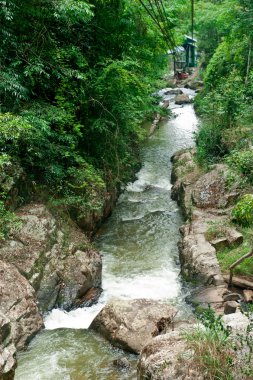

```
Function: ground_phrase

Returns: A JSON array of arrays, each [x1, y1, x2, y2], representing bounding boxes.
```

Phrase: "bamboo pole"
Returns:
[[228, 248, 253, 288]]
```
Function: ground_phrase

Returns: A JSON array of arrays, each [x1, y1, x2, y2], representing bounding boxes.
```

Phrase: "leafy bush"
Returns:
[[232, 194, 253, 226], [52, 163, 106, 217], [195, 122, 227, 165], [226, 150, 253, 184], [0, 201, 21, 241]]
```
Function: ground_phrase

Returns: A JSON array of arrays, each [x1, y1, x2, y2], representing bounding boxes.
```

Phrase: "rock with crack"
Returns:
[[90, 298, 177, 353], [179, 219, 224, 285], [0, 260, 43, 379], [192, 165, 228, 209], [0, 203, 102, 312]]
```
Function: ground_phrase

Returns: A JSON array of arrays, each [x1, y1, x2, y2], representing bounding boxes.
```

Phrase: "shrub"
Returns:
[[0, 201, 21, 241], [232, 194, 253, 226], [226, 150, 253, 184], [195, 122, 227, 165]]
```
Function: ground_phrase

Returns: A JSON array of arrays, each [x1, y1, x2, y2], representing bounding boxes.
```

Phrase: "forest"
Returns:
[[1, 1, 253, 379], [0, 0, 190, 231]]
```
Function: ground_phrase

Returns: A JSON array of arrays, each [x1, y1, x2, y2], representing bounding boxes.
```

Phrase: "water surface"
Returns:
[[15, 90, 198, 380]]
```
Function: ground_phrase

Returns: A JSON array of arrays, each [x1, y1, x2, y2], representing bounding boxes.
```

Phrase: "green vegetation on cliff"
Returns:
[[194, 0, 253, 277], [195, 0, 253, 184], [0, 0, 188, 224]]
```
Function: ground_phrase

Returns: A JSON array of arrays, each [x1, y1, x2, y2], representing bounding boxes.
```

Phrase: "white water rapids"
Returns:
[[15, 88, 198, 380]]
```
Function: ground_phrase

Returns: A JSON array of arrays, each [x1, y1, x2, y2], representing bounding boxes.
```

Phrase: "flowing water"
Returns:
[[15, 88, 198, 380]]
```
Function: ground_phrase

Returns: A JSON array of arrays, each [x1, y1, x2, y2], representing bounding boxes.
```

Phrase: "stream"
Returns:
[[15, 88, 198, 380]]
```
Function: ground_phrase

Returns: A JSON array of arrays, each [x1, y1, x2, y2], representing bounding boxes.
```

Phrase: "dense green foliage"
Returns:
[[1, 0, 186, 220], [195, 0, 253, 186]]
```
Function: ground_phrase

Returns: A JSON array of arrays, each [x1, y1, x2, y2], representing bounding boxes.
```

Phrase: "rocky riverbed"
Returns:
[[1, 79, 252, 380]]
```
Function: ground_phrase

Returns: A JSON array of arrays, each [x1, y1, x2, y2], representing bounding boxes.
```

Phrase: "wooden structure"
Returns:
[[168, 35, 197, 76], [183, 35, 197, 68]]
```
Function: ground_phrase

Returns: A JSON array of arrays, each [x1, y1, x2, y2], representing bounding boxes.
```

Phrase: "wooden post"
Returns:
[[228, 248, 253, 288], [191, 0, 194, 40]]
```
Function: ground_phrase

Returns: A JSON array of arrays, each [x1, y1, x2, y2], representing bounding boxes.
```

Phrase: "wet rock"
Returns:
[[0, 343, 16, 380], [187, 81, 204, 91], [75, 190, 117, 235], [113, 357, 130, 371], [90, 298, 177, 353], [0, 203, 102, 312], [137, 330, 204, 380], [175, 94, 191, 105], [224, 301, 239, 314], [73, 287, 103, 309], [164, 88, 183, 95], [57, 250, 102, 310], [160, 100, 170, 108]]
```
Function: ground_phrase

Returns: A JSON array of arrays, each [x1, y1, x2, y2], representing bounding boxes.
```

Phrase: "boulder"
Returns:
[[57, 250, 102, 310], [192, 165, 227, 208], [0, 313, 16, 380], [188, 81, 204, 91], [0, 260, 43, 349], [243, 289, 253, 303], [175, 94, 191, 105], [223, 293, 241, 302], [0, 260, 43, 379], [224, 301, 239, 314], [73, 287, 103, 308], [190, 286, 227, 314], [161, 99, 170, 108], [113, 357, 130, 371], [222, 312, 251, 333], [209, 229, 243, 251], [0, 203, 102, 312], [179, 217, 224, 285], [137, 331, 204, 380], [90, 298, 177, 353], [164, 88, 183, 95]]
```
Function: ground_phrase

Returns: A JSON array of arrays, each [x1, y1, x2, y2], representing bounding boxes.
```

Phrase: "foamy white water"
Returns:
[[43, 88, 198, 331], [16, 88, 199, 380]]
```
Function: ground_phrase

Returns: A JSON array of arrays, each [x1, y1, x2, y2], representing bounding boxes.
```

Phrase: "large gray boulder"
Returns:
[[0, 313, 16, 380], [0, 203, 102, 311], [0, 260, 43, 349], [0, 261, 43, 379], [179, 210, 224, 286], [90, 298, 177, 353]]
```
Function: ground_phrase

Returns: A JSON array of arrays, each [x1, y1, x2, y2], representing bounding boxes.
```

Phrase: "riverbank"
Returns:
[[137, 143, 253, 380]]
